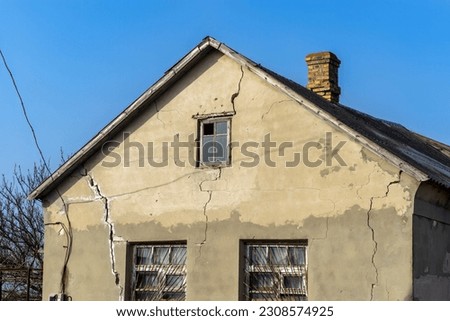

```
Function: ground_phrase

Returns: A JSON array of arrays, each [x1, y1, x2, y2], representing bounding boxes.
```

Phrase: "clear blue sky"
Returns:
[[1, 0, 450, 177]]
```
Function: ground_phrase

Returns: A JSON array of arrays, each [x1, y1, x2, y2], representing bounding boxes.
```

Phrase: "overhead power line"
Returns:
[[0, 48, 73, 297], [0, 49, 52, 176]]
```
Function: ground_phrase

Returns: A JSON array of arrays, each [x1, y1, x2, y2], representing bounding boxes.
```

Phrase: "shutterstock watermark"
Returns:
[[101, 132, 347, 168]]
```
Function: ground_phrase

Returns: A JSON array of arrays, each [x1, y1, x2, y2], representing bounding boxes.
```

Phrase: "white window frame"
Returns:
[[129, 243, 187, 301], [243, 242, 308, 301], [199, 117, 231, 167]]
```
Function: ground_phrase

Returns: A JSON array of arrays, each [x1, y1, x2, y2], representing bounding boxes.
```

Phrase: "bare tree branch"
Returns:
[[0, 161, 46, 300]]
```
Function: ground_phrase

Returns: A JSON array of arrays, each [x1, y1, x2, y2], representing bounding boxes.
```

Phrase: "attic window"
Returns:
[[199, 117, 231, 167]]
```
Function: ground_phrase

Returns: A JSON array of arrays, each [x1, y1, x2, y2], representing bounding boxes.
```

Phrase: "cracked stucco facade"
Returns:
[[41, 50, 423, 300]]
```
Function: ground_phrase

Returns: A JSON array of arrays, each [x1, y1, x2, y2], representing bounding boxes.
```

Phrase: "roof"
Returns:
[[261, 67, 450, 188], [29, 36, 450, 199]]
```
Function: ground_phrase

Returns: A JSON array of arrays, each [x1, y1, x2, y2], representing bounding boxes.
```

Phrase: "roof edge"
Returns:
[[29, 37, 220, 200], [30, 36, 443, 200], [241, 70, 430, 183]]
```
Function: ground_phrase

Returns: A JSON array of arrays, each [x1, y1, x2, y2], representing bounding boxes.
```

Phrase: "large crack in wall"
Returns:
[[231, 66, 244, 115], [367, 170, 402, 300], [194, 67, 242, 260], [197, 168, 222, 261], [85, 171, 124, 299]]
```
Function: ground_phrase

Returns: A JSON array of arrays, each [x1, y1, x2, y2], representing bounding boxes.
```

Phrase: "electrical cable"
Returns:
[[1, 48, 73, 298], [0, 50, 49, 175]]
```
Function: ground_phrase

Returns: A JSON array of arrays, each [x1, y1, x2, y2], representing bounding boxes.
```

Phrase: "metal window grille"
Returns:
[[130, 244, 187, 301], [243, 242, 307, 301]]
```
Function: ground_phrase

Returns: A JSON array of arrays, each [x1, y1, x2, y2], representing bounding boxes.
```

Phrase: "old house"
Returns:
[[29, 37, 450, 301]]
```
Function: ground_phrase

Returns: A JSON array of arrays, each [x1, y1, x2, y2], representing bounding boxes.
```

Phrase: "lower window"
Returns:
[[129, 243, 187, 301], [242, 241, 307, 301]]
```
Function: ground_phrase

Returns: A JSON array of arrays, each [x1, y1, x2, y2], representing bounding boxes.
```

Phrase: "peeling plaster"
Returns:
[[311, 217, 329, 241], [40, 52, 422, 300]]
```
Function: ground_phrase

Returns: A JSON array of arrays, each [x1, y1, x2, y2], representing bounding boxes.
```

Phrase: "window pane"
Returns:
[[171, 246, 187, 265], [250, 272, 275, 289], [166, 275, 184, 288], [153, 247, 170, 264], [283, 275, 302, 289], [280, 294, 307, 301], [202, 136, 215, 163], [136, 271, 158, 289], [215, 135, 228, 162], [200, 118, 230, 166], [269, 246, 288, 265], [216, 121, 228, 134], [136, 247, 152, 265], [249, 293, 268, 301], [250, 246, 267, 265], [203, 122, 214, 135], [162, 292, 185, 301], [135, 291, 157, 301], [288, 247, 305, 265]]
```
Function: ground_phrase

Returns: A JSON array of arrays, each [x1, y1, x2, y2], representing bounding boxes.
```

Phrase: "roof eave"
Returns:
[[29, 36, 438, 200], [243, 70, 431, 183], [28, 37, 218, 200]]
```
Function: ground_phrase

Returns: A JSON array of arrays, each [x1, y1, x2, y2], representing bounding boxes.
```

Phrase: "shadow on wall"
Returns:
[[413, 181, 450, 300]]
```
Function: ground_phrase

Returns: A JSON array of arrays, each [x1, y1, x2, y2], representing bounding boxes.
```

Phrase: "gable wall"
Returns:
[[41, 51, 420, 300]]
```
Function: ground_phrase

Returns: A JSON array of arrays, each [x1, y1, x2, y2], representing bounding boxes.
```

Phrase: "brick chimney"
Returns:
[[305, 52, 341, 103]]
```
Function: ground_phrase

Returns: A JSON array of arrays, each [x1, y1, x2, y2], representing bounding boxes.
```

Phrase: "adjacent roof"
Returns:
[[29, 36, 450, 199]]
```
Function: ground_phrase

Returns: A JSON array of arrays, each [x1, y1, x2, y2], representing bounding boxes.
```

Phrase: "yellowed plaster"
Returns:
[[41, 50, 421, 301]]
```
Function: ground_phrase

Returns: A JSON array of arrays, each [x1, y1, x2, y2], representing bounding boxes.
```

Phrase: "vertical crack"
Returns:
[[367, 196, 378, 300], [385, 281, 390, 300], [194, 65, 240, 255], [154, 101, 165, 128], [196, 168, 222, 259], [367, 171, 402, 300], [86, 172, 124, 299], [230, 66, 244, 115], [200, 191, 212, 246]]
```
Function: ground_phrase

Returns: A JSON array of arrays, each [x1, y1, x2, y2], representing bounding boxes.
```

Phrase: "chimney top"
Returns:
[[305, 51, 341, 103]]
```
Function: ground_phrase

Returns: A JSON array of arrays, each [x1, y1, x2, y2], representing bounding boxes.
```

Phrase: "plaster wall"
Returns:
[[41, 51, 419, 300]]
